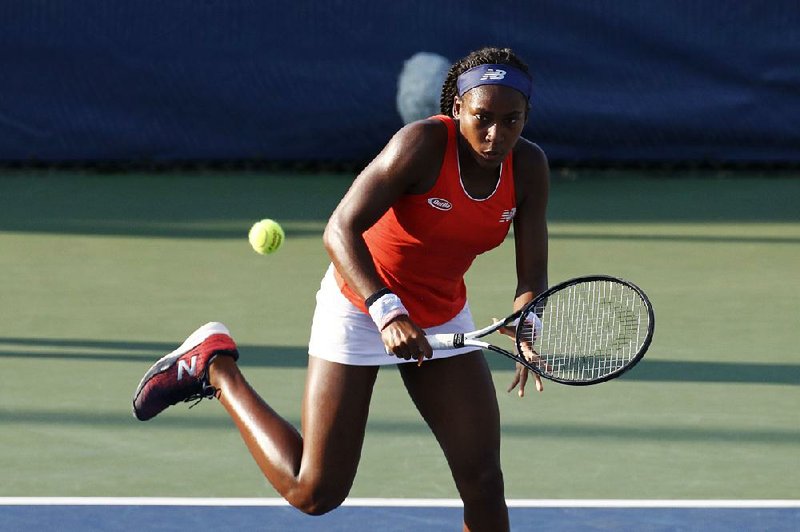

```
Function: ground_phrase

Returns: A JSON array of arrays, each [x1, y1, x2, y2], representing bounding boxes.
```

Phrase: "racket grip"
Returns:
[[425, 333, 463, 350]]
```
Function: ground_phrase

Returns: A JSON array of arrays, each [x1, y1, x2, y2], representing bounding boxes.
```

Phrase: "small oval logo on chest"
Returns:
[[427, 198, 452, 211]]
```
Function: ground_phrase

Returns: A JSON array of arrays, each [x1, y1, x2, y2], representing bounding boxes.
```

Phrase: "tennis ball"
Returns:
[[248, 219, 284, 255]]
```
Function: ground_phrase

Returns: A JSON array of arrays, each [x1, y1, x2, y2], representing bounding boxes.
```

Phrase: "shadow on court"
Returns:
[[1, 336, 798, 386], [1, 171, 799, 239], [2, 406, 798, 446]]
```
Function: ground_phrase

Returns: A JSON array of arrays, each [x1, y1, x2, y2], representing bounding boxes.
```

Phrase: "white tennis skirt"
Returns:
[[308, 264, 478, 366]]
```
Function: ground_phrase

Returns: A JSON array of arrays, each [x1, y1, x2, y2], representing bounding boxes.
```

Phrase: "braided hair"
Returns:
[[439, 47, 531, 117]]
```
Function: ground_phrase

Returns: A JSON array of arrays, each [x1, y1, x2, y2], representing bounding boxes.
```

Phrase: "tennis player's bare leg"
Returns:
[[398, 351, 508, 532], [208, 355, 379, 515]]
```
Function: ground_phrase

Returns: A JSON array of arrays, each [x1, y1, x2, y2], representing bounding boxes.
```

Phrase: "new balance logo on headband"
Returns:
[[480, 69, 506, 81], [456, 64, 532, 101]]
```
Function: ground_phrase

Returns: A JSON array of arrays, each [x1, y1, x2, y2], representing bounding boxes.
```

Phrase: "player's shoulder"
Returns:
[[513, 136, 548, 168], [512, 136, 550, 201], [390, 116, 449, 154], [379, 117, 449, 179]]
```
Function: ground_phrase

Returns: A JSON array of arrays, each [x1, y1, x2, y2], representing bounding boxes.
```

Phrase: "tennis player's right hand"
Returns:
[[380, 315, 432, 364]]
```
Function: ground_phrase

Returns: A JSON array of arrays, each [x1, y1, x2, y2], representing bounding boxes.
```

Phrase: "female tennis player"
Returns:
[[133, 46, 550, 532]]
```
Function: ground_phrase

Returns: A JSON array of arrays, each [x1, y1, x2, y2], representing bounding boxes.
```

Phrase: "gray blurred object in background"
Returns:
[[396, 52, 451, 124]]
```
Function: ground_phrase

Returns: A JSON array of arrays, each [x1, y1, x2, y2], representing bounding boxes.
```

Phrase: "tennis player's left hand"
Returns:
[[507, 361, 544, 397], [494, 318, 544, 397]]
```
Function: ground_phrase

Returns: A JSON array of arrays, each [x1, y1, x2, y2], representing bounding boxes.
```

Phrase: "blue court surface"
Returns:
[[1, 499, 798, 531]]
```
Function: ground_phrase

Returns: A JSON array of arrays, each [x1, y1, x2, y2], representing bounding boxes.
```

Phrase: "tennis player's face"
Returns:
[[454, 85, 528, 169]]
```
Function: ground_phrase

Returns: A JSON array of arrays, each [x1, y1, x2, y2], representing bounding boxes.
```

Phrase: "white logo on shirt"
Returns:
[[499, 208, 516, 222], [428, 198, 453, 211], [480, 69, 506, 81]]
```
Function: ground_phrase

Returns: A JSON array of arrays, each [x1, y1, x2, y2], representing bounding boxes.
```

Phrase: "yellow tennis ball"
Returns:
[[248, 219, 284, 255]]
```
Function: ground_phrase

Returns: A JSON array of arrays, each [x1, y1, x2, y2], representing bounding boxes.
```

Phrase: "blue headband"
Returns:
[[456, 63, 532, 102]]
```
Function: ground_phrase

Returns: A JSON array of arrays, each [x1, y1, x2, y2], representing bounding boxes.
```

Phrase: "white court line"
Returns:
[[0, 498, 798, 508]]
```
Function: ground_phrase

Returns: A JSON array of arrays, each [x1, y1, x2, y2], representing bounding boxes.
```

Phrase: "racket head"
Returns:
[[515, 275, 655, 385]]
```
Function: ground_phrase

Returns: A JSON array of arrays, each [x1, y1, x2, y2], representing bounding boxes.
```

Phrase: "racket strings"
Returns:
[[518, 280, 649, 381]]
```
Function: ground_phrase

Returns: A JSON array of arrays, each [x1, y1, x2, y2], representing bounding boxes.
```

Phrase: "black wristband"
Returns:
[[365, 287, 393, 309]]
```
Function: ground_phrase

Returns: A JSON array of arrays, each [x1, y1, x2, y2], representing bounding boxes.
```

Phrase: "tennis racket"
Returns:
[[426, 275, 655, 385]]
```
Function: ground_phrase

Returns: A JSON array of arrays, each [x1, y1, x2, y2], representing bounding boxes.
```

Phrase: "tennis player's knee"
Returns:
[[287, 490, 346, 516], [454, 458, 505, 503], [285, 478, 350, 516]]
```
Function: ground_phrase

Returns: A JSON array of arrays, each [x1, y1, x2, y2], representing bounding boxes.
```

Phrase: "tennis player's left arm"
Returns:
[[509, 140, 550, 395], [512, 139, 550, 309]]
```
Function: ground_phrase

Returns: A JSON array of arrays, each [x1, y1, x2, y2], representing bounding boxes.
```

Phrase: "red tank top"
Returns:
[[335, 115, 516, 327]]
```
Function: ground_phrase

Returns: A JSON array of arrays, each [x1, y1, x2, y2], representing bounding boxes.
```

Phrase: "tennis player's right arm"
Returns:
[[323, 120, 446, 360]]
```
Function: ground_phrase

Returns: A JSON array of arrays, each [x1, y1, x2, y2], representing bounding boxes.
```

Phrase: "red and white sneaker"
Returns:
[[132, 322, 239, 421]]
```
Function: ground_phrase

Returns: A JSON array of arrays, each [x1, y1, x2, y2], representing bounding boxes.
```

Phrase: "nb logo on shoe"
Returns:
[[177, 355, 198, 380], [428, 198, 453, 211], [480, 69, 506, 81]]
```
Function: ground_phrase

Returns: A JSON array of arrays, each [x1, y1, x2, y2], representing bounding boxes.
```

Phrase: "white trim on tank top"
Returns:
[[456, 147, 503, 202]]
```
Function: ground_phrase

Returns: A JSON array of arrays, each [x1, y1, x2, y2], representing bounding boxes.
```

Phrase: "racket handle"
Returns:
[[426, 333, 464, 350]]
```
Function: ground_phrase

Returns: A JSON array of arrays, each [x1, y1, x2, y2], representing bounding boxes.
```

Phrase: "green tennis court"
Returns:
[[1, 170, 798, 500]]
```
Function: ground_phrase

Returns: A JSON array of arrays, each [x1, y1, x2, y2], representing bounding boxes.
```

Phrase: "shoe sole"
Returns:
[[131, 322, 231, 418]]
